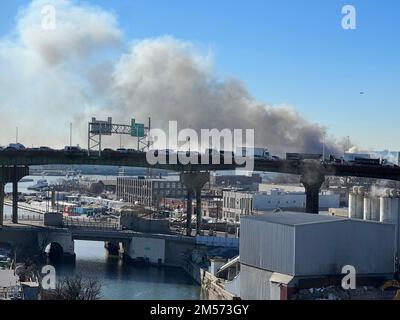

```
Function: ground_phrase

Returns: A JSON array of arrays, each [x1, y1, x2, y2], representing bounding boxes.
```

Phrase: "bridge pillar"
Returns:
[[105, 241, 120, 256], [38, 230, 76, 262], [0, 182, 4, 227], [301, 173, 325, 214], [180, 172, 210, 237], [186, 189, 193, 236], [196, 188, 202, 235], [0, 166, 29, 224], [12, 167, 18, 224]]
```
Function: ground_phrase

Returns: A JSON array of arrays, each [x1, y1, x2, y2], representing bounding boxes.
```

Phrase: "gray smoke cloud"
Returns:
[[0, 0, 347, 155]]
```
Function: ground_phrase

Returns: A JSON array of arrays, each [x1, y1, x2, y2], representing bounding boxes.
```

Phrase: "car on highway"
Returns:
[[4, 143, 26, 151], [128, 148, 144, 154], [39, 146, 52, 151], [152, 149, 175, 157], [64, 146, 82, 154], [116, 148, 129, 154], [103, 148, 116, 153]]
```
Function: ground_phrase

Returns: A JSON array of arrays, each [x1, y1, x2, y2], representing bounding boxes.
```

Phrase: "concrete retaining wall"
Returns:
[[201, 270, 237, 300]]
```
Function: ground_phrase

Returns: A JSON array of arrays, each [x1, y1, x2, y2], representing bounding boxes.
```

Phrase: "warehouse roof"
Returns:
[[241, 211, 346, 226]]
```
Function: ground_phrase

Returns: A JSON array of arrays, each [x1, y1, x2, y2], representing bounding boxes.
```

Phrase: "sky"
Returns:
[[0, 0, 399, 151]]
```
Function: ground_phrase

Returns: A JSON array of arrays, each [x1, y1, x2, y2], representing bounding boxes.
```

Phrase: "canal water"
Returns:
[[56, 241, 200, 300], [3, 176, 201, 300]]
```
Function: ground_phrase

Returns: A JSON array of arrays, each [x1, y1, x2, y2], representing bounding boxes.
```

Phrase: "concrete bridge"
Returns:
[[0, 218, 196, 267]]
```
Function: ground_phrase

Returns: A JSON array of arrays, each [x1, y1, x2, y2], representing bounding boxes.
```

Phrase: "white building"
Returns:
[[223, 189, 340, 221]]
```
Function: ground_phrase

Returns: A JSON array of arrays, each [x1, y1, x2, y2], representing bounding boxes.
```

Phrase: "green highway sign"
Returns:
[[131, 119, 145, 137]]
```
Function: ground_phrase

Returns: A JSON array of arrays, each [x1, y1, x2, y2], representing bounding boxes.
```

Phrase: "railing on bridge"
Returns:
[[3, 214, 44, 222], [62, 216, 121, 230]]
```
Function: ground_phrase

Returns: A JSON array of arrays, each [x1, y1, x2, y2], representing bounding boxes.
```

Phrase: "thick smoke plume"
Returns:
[[0, 0, 346, 155]]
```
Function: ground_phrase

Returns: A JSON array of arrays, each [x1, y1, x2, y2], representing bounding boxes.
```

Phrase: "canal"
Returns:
[[3, 176, 201, 300]]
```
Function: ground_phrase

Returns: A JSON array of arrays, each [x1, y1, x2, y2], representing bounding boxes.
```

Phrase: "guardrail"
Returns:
[[196, 235, 239, 248], [62, 217, 121, 230], [3, 214, 43, 222]]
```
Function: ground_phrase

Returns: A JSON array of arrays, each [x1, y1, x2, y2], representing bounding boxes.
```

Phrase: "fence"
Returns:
[[196, 236, 239, 248], [3, 214, 43, 222], [62, 216, 121, 230]]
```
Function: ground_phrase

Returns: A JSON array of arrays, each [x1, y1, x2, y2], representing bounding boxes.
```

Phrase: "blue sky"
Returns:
[[1, 0, 399, 150]]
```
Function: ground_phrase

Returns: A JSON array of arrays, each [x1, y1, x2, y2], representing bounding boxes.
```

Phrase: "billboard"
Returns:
[[90, 117, 112, 135]]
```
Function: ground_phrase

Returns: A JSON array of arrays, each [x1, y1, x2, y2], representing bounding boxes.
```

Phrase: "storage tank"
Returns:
[[355, 187, 365, 219], [348, 191, 357, 219], [370, 197, 380, 221], [380, 189, 391, 223], [389, 190, 400, 260], [363, 195, 371, 220]]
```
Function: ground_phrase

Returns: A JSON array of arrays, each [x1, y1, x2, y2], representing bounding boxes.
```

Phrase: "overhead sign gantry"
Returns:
[[88, 117, 152, 156]]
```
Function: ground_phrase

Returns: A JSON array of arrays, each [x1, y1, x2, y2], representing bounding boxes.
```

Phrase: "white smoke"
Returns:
[[0, 0, 122, 147], [0, 0, 344, 155]]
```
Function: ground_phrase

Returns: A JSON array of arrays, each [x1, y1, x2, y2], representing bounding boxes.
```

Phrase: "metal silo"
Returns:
[[380, 189, 391, 223], [370, 197, 380, 221], [355, 187, 365, 219], [348, 189, 357, 219], [363, 195, 371, 220]]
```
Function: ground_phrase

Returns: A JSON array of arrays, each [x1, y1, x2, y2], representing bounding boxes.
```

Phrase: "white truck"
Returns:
[[236, 147, 270, 159], [343, 153, 371, 162]]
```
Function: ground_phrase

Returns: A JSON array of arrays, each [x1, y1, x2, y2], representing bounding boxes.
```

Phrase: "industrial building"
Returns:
[[239, 212, 396, 300], [116, 177, 187, 208], [222, 189, 340, 221]]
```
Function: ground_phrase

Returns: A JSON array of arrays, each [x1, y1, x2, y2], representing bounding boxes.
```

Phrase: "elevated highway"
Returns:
[[2, 149, 400, 227], [1, 149, 400, 180]]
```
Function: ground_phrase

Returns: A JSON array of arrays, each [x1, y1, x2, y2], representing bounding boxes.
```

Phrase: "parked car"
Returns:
[[117, 148, 129, 153], [39, 146, 52, 151]]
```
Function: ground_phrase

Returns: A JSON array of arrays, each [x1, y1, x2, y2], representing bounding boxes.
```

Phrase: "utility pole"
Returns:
[[70, 123, 72, 147]]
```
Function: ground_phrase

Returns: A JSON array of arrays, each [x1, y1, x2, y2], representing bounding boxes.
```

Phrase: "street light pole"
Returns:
[[70, 123, 72, 147]]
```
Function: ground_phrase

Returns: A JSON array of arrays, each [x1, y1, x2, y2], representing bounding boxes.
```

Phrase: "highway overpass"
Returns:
[[2, 149, 400, 229]]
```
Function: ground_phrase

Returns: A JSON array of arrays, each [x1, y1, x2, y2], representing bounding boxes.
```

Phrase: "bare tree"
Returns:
[[41, 275, 102, 300]]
